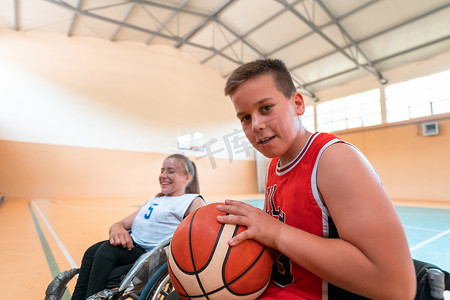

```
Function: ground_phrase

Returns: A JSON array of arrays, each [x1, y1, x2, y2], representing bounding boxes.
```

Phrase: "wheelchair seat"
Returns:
[[105, 264, 134, 289]]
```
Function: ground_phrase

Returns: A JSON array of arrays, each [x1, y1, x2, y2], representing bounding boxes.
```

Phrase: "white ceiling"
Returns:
[[1, 0, 450, 101]]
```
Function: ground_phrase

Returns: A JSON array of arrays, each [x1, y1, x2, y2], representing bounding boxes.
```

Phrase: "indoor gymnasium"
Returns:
[[0, 0, 449, 299]]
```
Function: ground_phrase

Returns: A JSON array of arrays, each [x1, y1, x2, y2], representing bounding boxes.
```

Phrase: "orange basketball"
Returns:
[[168, 203, 273, 300]]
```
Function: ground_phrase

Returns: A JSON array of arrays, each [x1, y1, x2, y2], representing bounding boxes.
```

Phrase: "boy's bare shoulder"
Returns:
[[319, 141, 368, 168], [317, 141, 380, 193]]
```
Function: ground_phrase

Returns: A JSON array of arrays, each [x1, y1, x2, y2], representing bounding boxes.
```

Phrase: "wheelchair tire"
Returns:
[[139, 262, 174, 300]]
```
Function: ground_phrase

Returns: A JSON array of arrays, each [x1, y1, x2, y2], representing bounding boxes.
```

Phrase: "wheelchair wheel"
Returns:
[[145, 272, 173, 300], [139, 262, 174, 300]]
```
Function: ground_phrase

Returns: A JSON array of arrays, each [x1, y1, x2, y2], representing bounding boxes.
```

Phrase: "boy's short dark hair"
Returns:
[[224, 58, 296, 99]]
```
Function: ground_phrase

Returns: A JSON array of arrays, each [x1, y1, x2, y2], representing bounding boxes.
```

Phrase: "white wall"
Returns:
[[2, 29, 449, 161], [0, 29, 249, 159]]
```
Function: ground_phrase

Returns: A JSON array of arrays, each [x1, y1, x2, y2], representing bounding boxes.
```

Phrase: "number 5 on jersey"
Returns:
[[145, 203, 159, 219]]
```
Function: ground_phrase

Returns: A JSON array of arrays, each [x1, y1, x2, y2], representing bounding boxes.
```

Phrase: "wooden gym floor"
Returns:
[[0, 196, 449, 300]]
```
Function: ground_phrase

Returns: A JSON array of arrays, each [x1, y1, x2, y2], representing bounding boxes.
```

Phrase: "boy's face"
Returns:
[[230, 74, 306, 165]]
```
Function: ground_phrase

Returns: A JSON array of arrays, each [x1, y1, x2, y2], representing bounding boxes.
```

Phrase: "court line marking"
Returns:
[[403, 225, 443, 233], [29, 198, 449, 268], [410, 228, 450, 252], [28, 202, 61, 277], [32, 199, 78, 268]]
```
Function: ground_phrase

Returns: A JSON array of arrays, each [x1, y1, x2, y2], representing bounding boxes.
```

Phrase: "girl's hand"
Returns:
[[109, 223, 134, 250], [216, 199, 282, 249], [109, 209, 139, 251]]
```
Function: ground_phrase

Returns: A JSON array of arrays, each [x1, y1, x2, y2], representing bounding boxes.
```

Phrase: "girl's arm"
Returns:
[[185, 196, 206, 216], [109, 209, 139, 250]]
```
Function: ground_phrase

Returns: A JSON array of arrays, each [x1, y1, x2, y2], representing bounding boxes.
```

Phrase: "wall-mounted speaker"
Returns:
[[422, 121, 439, 136]]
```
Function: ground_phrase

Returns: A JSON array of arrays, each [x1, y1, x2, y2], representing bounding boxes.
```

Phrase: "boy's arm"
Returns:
[[217, 143, 416, 300], [282, 142, 416, 299]]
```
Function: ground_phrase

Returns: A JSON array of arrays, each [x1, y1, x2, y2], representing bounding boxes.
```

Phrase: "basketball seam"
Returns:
[[188, 236, 269, 298], [189, 209, 209, 299], [195, 216, 226, 273], [174, 211, 227, 275], [170, 206, 270, 299], [167, 253, 189, 298], [171, 209, 228, 299], [221, 226, 270, 296]]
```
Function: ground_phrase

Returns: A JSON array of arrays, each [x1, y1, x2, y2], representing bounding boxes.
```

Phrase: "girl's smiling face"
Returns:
[[159, 158, 191, 196], [230, 74, 307, 165]]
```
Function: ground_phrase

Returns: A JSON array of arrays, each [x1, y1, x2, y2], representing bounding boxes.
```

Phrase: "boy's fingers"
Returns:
[[217, 213, 248, 226], [224, 199, 254, 209], [217, 203, 250, 216], [224, 199, 245, 205], [228, 230, 252, 246]]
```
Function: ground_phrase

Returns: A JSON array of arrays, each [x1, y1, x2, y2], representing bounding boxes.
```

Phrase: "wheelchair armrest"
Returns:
[[44, 268, 80, 300], [414, 259, 448, 300]]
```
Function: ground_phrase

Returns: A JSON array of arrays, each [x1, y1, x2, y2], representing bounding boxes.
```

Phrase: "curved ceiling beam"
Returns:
[[43, 0, 242, 65], [303, 34, 450, 88], [276, 0, 387, 84]]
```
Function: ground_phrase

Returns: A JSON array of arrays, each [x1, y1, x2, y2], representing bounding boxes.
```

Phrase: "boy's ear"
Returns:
[[292, 92, 305, 116]]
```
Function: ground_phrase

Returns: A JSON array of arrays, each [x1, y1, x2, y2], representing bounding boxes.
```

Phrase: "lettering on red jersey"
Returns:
[[265, 184, 293, 287]]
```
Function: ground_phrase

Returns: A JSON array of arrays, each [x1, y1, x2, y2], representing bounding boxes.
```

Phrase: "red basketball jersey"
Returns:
[[259, 132, 368, 300]]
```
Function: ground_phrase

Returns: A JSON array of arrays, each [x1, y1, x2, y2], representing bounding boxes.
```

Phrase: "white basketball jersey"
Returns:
[[131, 193, 202, 251]]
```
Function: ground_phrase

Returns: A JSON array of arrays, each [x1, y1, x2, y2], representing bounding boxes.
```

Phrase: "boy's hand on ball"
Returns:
[[169, 202, 272, 299], [216, 199, 281, 249]]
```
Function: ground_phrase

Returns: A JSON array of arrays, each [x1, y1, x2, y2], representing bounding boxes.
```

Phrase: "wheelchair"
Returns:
[[45, 238, 174, 300], [45, 238, 449, 300], [414, 259, 449, 300]]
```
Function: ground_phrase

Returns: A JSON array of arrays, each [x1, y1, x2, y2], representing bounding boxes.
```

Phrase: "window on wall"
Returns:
[[177, 132, 205, 151], [385, 70, 450, 123], [302, 105, 315, 132], [316, 89, 381, 132]]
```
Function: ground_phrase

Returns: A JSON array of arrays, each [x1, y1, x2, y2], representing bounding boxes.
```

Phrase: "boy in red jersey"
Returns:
[[217, 59, 416, 299]]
